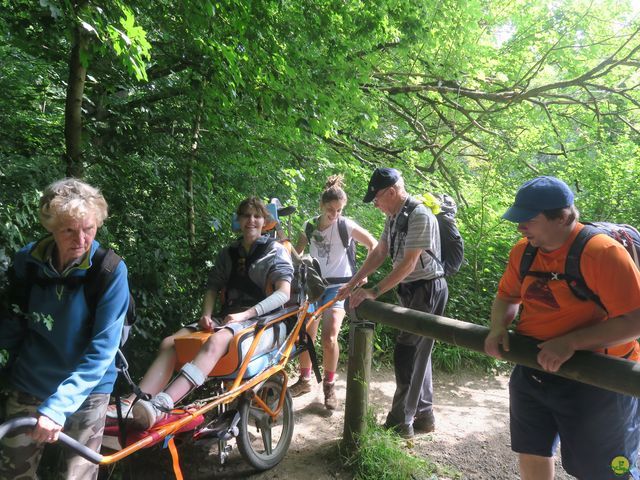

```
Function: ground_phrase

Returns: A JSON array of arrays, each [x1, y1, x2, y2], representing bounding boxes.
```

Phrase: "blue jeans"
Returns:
[[308, 285, 345, 312]]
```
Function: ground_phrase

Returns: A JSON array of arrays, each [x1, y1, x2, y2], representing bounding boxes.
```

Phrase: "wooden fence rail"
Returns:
[[342, 299, 640, 452]]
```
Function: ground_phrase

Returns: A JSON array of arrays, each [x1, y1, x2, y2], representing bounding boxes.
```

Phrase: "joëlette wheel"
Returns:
[[236, 377, 294, 470]]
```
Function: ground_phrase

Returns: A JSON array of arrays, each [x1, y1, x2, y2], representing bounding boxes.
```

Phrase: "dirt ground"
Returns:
[[110, 368, 575, 480]]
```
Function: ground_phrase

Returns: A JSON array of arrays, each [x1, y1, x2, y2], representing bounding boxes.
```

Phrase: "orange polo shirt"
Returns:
[[498, 223, 640, 361]]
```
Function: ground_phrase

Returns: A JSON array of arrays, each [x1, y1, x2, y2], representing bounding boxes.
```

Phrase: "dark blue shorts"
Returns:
[[509, 365, 640, 479]]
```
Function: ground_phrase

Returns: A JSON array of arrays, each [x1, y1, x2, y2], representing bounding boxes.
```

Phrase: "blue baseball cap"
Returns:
[[363, 167, 401, 203], [502, 176, 574, 223]]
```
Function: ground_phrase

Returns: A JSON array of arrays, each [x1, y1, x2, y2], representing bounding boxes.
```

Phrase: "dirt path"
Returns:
[[117, 368, 573, 479]]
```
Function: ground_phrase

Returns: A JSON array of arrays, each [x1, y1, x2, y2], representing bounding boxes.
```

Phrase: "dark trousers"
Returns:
[[387, 277, 448, 426]]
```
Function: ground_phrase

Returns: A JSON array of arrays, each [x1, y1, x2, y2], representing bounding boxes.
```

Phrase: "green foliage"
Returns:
[[342, 412, 439, 480], [81, 2, 152, 80], [3, 0, 640, 378], [9, 303, 54, 331]]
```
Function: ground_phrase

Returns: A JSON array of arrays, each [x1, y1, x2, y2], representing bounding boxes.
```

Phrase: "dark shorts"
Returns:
[[510, 365, 640, 479]]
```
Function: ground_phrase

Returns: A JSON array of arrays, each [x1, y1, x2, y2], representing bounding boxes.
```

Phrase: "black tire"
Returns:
[[236, 377, 294, 470]]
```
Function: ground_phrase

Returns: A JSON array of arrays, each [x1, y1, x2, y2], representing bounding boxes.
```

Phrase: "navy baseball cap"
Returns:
[[363, 168, 401, 203], [502, 176, 574, 223]]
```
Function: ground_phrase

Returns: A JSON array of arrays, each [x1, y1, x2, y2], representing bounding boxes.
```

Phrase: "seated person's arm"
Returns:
[[199, 289, 218, 331], [224, 279, 291, 324]]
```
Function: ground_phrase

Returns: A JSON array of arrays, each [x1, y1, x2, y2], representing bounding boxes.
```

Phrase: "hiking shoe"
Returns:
[[413, 412, 435, 433], [385, 422, 414, 439], [383, 414, 401, 430], [396, 423, 414, 439], [289, 377, 312, 397], [323, 381, 337, 410], [130, 392, 173, 430], [383, 416, 414, 439], [106, 398, 133, 419]]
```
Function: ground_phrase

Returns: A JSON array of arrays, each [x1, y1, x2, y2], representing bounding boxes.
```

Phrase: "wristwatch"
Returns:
[[371, 285, 381, 298]]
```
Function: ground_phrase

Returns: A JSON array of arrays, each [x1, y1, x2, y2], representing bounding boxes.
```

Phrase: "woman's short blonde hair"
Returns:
[[39, 178, 108, 231]]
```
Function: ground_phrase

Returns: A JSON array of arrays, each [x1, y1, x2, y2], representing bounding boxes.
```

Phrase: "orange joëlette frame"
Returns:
[[95, 296, 339, 466]]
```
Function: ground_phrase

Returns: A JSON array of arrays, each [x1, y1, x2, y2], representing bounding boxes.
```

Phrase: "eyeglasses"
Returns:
[[373, 186, 392, 205]]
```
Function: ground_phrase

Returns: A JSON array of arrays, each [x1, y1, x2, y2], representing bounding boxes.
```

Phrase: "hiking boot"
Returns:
[[383, 415, 414, 439], [413, 412, 435, 433], [130, 392, 173, 430], [384, 421, 414, 439], [289, 377, 312, 397], [396, 423, 414, 439], [323, 381, 337, 410]]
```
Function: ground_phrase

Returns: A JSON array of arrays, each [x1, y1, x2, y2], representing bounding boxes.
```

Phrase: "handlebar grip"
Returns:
[[0, 416, 103, 464], [0, 417, 37, 438]]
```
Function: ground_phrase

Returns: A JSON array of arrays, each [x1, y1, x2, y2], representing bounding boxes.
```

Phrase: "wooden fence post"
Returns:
[[341, 320, 374, 454]]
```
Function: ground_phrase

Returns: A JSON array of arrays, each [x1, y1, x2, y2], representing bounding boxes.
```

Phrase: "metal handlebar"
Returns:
[[0, 417, 104, 464]]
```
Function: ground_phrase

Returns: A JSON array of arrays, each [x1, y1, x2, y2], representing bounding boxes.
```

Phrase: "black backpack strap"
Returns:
[[295, 314, 322, 383], [8, 263, 33, 316], [247, 237, 275, 265], [8, 257, 79, 315], [425, 249, 444, 269], [224, 238, 275, 312], [84, 247, 122, 323], [304, 216, 319, 243], [306, 332, 322, 383], [337, 217, 349, 250], [113, 349, 150, 447], [564, 225, 605, 309], [230, 237, 274, 273], [389, 198, 420, 260], [519, 242, 538, 280], [519, 229, 606, 311], [519, 244, 569, 280]]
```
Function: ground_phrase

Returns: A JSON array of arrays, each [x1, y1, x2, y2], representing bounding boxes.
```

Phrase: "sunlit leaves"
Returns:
[[79, 2, 151, 81]]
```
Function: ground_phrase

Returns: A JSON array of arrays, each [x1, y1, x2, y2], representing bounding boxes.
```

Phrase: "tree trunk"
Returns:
[[186, 95, 204, 251], [64, 20, 88, 178]]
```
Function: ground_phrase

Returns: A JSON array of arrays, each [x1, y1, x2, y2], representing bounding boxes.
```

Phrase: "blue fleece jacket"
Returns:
[[2, 237, 128, 426]]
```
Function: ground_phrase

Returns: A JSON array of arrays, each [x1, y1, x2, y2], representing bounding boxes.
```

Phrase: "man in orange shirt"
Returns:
[[484, 176, 640, 480]]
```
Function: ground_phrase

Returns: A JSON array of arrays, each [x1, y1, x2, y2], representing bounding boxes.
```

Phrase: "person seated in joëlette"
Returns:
[[117, 196, 293, 430]]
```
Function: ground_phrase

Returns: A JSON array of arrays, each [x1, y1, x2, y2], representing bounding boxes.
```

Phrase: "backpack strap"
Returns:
[[9, 247, 123, 326], [518, 242, 539, 280], [306, 216, 349, 250], [246, 238, 274, 265], [84, 247, 122, 323], [306, 216, 351, 250], [518, 227, 606, 311], [304, 216, 320, 243], [224, 238, 275, 313], [9, 242, 84, 318], [563, 225, 605, 309], [296, 314, 322, 383], [11, 263, 37, 316], [337, 217, 349, 250], [389, 198, 420, 260]]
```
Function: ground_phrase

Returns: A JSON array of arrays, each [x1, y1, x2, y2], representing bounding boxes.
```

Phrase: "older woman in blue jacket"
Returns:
[[0, 179, 129, 479]]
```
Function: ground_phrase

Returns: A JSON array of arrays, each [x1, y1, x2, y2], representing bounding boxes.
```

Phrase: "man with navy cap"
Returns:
[[485, 176, 640, 479], [339, 167, 448, 438]]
